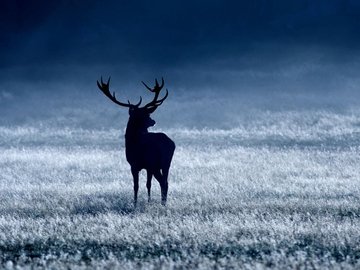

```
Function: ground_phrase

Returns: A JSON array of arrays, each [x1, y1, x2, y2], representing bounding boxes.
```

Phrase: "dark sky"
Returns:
[[1, 0, 360, 88]]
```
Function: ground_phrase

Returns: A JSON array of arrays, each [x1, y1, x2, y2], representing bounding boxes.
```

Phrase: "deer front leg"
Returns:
[[146, 170, 152, 202], [131, 167, 139, 206]]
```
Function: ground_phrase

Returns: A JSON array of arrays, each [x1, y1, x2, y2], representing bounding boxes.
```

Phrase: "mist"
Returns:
[[2, 1, 360, 127], [1, 44, 360, 130]]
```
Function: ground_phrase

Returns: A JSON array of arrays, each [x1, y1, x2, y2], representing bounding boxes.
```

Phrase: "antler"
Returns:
[[141, 77, 168, 112], [97, 77, 142, 108]]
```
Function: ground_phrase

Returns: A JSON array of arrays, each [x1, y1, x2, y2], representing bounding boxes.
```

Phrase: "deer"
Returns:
[[97, 77, 175, 206]]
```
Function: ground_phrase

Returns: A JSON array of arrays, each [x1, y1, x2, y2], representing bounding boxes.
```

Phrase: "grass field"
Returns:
[[1, 98, 360, 268]]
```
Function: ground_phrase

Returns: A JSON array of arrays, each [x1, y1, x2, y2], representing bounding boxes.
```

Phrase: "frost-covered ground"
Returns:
[[1, 89, 360, 269]]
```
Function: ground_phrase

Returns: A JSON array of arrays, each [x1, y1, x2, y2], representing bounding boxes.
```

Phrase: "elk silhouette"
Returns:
[[97, 77, 175, 206]]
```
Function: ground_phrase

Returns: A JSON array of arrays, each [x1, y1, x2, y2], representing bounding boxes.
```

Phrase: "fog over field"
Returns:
[[1, 0, 360, 269]]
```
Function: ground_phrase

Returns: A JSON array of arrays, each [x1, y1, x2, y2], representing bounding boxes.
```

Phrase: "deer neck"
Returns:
[[125, 121, 148, 144]]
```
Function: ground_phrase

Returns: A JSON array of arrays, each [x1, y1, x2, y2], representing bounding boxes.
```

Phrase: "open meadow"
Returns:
[[0, 89, 360, 269]]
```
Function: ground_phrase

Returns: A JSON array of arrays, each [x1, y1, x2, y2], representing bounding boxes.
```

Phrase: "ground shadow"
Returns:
[[70, 191, 144, 215]]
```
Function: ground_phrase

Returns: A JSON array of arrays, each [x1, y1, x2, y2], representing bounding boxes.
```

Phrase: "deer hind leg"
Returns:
[[146, 170, 152, 202], [162, 167, 169, 205], [154, 168, 169, 206], [131, 167, 139, 207]]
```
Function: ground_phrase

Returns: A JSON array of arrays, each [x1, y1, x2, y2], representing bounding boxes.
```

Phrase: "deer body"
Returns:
[[97, 77, 175, 205], [125, 129, 175, 204], [125, 131, 175, 171]]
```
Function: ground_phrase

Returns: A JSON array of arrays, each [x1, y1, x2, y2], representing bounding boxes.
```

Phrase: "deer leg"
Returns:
[[161, 168, 169, 206], [146, 170, 152, 202], [131, 167, 139, 206], [161, 180, 168, 206], [154, 169, 168, 206]]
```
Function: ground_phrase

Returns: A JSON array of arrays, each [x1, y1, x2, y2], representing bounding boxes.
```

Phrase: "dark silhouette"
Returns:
[[97, 77, 175, 206]]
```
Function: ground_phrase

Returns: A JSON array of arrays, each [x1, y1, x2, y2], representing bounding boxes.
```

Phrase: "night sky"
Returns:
[[1, 0, 360, 91]]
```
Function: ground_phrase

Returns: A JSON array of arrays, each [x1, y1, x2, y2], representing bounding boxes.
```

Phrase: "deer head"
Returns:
[[97, 77, 168, 131]]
